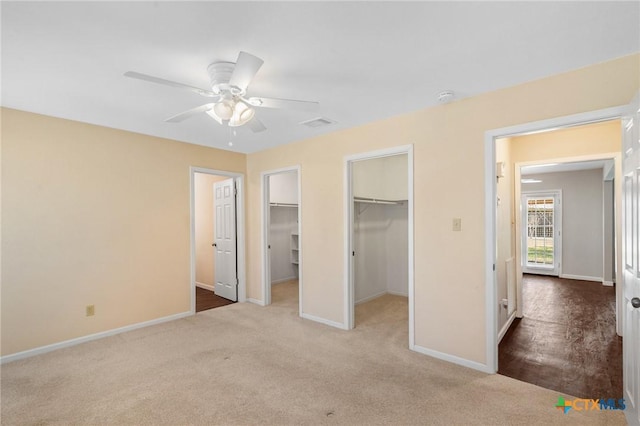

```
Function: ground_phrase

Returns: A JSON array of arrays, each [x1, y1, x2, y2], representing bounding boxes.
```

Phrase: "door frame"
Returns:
[[189, 167, 246, 314], [520, 189, 562, 277], [484, 105, 627, 373], [261, 165, 302, 314], [343, 145, 414, 343]]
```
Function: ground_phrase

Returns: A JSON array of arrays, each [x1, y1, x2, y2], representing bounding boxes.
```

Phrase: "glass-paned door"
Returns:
[[522, 192, 561, 275]]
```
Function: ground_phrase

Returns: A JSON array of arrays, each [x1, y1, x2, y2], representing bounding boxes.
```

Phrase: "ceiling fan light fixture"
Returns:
[[212, 100, 235, 120], [229, 101, 255, 127]]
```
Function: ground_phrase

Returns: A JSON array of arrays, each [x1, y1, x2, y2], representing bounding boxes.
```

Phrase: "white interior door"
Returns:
[[521, 191, 561, 276], [623, 92, 640, 426], [214, 178, 237, 302]]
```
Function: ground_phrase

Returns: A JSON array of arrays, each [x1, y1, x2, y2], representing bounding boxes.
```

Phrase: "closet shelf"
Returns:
[[354, 196, 406, 205], [270, 202, 298, 207]]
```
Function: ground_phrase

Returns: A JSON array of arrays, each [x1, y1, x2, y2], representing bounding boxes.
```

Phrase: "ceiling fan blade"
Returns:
[[246, 96, 319, 112], [124, 71, 217, 97], [247, 116, 267, 133], [229, 52, 264, 91], [165, 103, 216, 123]]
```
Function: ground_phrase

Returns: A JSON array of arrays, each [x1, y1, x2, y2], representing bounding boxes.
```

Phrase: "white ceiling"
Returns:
[[521, 159, 611, 176], [2, 2, 639, 154]]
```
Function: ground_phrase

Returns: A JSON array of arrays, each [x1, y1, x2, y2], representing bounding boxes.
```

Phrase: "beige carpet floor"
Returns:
[[1, 281, 626, 425]]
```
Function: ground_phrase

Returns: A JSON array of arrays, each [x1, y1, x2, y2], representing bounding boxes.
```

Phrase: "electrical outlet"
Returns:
[[86, 305, 95, 317], [452, 218, 462, 232]]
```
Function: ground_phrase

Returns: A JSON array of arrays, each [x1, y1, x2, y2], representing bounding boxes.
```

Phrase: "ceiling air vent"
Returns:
[[300, 117, 335, 128]]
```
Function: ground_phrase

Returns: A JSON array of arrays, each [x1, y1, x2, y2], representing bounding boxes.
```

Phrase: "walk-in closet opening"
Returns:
[[262, 168, 301, 311], [349, 153, 410, 329]]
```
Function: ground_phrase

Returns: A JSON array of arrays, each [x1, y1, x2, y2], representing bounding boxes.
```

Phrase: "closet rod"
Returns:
[[269, 202, 299, 207], [354, 197, 405, 205]]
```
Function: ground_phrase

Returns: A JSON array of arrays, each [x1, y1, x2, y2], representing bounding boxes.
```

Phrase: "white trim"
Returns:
[[260, 165, 302, 316], [301, 313, 349, 330], [1, 311, 191, 364], [246, 298, 266, 306], [559, 274, 604, 282], [356, 290, 409, 305], [485, 105, 627, 375], [411, 344, 493, 374], [195, 282, 215, 292], [355, 290, 388, 305], [603, 280, 614, 287], [190, 167, 247, 315], [498, 311, 517, 343], [343, 144, 414, 349]]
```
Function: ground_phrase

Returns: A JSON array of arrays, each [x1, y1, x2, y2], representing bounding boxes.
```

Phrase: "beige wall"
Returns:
[[246, 54, 639, 364], [511, 119, 621, 164], [1, 109, 245, 355], [2, 54, 638, 362], [194, 173, 228, 287]]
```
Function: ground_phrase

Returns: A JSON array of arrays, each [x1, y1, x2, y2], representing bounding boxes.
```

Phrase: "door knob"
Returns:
[[632, 297, 640, 309], [212, 243, 217, 247]]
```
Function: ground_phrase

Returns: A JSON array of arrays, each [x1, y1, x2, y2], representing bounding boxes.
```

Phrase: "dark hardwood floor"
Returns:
[[498, 274, 622, 399], [196, 286, 235, 312]]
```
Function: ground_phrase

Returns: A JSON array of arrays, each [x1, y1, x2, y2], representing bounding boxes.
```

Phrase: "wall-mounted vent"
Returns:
[[300, 117, 336, 128]]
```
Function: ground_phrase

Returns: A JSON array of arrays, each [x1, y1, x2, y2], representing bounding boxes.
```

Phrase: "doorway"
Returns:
[[486, 114, 625, 392], [190, 167, 246, 314], [486, 110, 627, 373], [262, 166, 301, 312], [344, 145, 414, 344], [521, 191, 561, 276]]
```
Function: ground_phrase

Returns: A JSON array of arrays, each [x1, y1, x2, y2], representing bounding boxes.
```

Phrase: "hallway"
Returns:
[[498, 274, 621, 398]]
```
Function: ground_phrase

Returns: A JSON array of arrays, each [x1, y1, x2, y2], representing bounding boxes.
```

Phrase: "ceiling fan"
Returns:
[[124, 51, 318, 133]]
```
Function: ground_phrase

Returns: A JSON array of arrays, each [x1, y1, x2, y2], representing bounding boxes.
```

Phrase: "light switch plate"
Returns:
[[453, 218, 462, 231]]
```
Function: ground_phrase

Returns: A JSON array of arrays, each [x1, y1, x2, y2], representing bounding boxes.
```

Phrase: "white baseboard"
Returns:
[[411, 343, 492, 374], [602, 280, 614, 287], [270, 277, 297, 285], [560, 274, 603, 283], [356, 290, 408, 305], [1, 311, 192, 364], [195, 282, 215, 292], [498, 311, 517, 343], [301, 313, 348, 330], [355, 290, 387, 305], [246, 298, 265, 306]]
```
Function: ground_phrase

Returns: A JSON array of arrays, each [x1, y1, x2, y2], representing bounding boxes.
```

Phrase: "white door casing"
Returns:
[[214, 178, 238, 302], [622, 92, 640, 426]]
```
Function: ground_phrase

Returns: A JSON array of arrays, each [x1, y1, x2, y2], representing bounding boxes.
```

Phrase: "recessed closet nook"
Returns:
[[269, 171, 299, 304], [352, 154, 409, 321]]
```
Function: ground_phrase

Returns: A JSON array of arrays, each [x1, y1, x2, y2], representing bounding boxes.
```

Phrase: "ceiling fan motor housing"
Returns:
[[207, 62, 243, 96]]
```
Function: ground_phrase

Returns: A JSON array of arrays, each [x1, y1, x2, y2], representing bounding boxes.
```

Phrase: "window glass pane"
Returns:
[[526, 197, 554, 266]]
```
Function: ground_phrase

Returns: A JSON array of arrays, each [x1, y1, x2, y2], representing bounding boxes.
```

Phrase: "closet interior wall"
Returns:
[[354, 201, 408, 303], [269, 171, 299, 285], [353, 154, 409, 304], [269, 205, 298, 283]]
